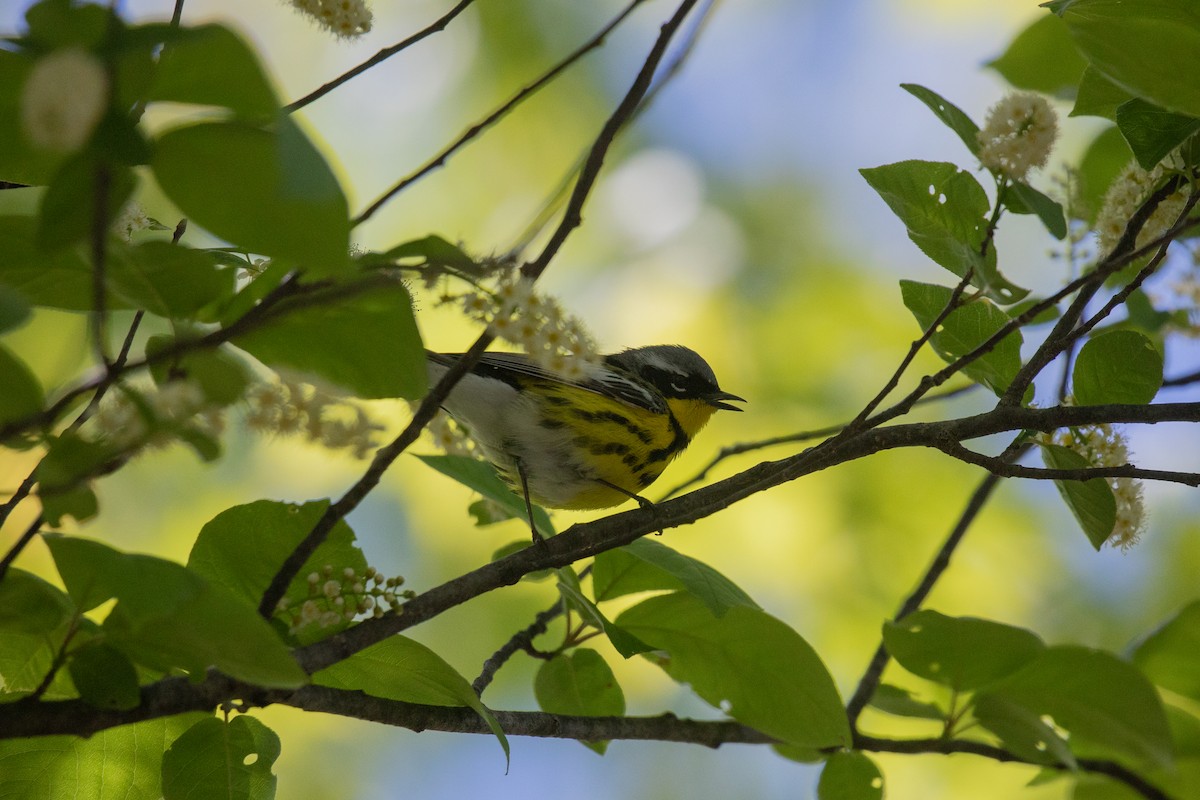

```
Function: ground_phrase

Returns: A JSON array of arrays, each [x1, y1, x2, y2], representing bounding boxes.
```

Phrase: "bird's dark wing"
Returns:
[[428, 351, 665, 413]]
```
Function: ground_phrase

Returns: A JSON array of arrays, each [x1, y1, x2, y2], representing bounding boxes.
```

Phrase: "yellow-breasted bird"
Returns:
[[427, 345, 744, 522]]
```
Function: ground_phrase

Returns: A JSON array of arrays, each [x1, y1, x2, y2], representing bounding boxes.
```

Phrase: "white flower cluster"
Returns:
[[244, 380, 383, 459], [20, 48, 110, 154], [425, 409, 478, 458], [85, 381, 222, 451], [1048, 420, 1146, 549], [288, 0, 372, 38], [459, 272, 600, 381], [277, 564, 414, 634], [976, 92, 1058, 182], [111, 202, 153, 243], [1093, 159, 1189, 258]]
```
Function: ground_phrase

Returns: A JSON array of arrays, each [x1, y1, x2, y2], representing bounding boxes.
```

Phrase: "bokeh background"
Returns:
[[2, 0, 1199, 797]]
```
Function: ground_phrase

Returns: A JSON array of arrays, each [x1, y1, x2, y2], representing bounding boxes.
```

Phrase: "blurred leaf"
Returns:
[[592, 538, 757, 616], [986, 14, 1088, 97], [0, 568, 73, 634], [0, 285, 31, 334], [1077, 126, 1134, 222], [24, 0, 114, 50], [862, 160, 1027, 303], [974, 693, 1078, 768], [1133, 600, 1200, 703], [0, 343, 44, 427], [868, 684, 946, 721], [40, 484, 100, 527], [68, 643, 141, 711], [900, 281, 1025, 397], [315, 635, 510, 765], [535, 650, 624, 755], [0, 713, 207, 800], [416, 454, 554, 538], [817, 751, 884, 800], [109, 241, 237, 319], [372, 235, 485, 278], [616, 591, 850, 749], [1053, 0, 1200, 117], [1114, 98, 1200, 169], [0, 50, 64, 184], [1040, 443, 1116, 550], [152, 118, 350, 276], [1124, 289, 1174, 334], [1001, 181, 1067, 239], [161, 716, 280, 800], [1006, 298, 1061, 326], [146, 24, 279, 119], [146, 338, 251, 406], [37, 157, 136, 252], [975, 645, 1174, 768], [1072, 66, 1135, 121], [883, 610, 1045, 691], [233, 282, 426, 399], [1073, 329, 1163, 405], [900, 84, 980, 156], [0, 215, 95, 310], [46, 535, 307, 687]]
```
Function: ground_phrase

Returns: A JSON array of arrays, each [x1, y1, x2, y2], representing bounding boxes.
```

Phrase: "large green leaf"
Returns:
[[1073, 329, 1163, 406], [1072, 65, 1135, 121], [0, 713, 206, 800], [0, 568, 72, 635], [1053, 0, 1200, 118], [0, 344, 44, 427], [108, 241, 237, 319], [232, 282, 426, 399], [0, 215, 95, 310], [1133, 600, 1200, 703], [900, 280, 1025, 396], [535, 649, 624, 755], [883, 610, 1045, 691], [161, 716, 280, 800], [591, 538, 757, 616], [152, 118, 350, 276], [973, 693, 1078, 768], [817, 751, 884, 800], [46, 535, 307, 687], [899, 84, 980, 156], [314, 635, 510, 764], [862, 161, 1026, 303], [1040, 443, 1116, 550], [986, 13, 1088, 97], [615, 591, 849, 749], [0, 50, 65, 184], [145, 24, 279, 119], [1114, 98, 1200, 170], [975, 645, 1174, 768], [416, 454, 554, 538], [68, 643, 141, 711]]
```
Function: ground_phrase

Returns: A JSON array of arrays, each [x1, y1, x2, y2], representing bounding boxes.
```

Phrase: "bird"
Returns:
[[426, 345, 743, 535]]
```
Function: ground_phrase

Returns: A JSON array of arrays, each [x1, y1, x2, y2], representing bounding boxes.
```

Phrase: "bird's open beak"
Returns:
[[706, 390, 745, 412]]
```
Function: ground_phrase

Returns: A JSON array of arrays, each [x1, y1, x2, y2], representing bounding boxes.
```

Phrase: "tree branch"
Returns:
[[934, 440, 1200, 487]]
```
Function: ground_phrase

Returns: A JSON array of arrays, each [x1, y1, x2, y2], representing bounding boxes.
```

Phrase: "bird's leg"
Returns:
[[516, 460, 545, 545], [596, 479, 664, 535]]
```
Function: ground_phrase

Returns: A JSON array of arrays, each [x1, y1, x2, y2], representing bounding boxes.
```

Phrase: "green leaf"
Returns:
[[1072, 66, 1136, 121], [868, 684, 946, 721], [314, 635, 510, 765], [161, 716, 281, 800], [0, 713, 207, 800], [37, 157, 136, 252], [147, 338, 252, 406], [615, 591, 850, 749], [973, 693, 1078, 768], [1133, 600, 1200, 703], [535, 650, 625, 755], [40, 484, 100, 527], [0, 621, 72, 698], [556, 571, 652, 658], [1077, 126, 1134, 222], [0, 285, 31, 334], [1115, 98, 1200, 170], [900, 281, 1025, 397], [817, 751, 884, 800], [882, 610, 1045, 691], [592, 538, 757, 616], [24, 0, 114, 50], [1073, 329, 1163, 405], [416, 454, 555, 539], [1056, 0, 1200, 118], [68, 643, 141, 711], [232, 282, 426, 399], [108, 241, 237, 319], [0, 50, 65, 184], [187, 499, 366, 643], [1040, 443, 1116, 549], [899, 84, 981, 156], [1001, 181, 1068, 239], [861, 161, 1026, 303], [47, 535, 307, 687], [975, 645, 1174, 768], [986, 14, 1088, 97], [0, 343, 44, 427], [374, 235, 484, 277], [146, 24, 279, 119], [152, 118, 350, 276], [0, 215, 94, 310], [0, 568, 73, 634]]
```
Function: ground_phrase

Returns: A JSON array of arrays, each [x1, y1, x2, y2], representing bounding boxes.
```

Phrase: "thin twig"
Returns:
[[286, 0, 480, 113], [934, 440, 1200, 486], [0, 515, 45, 583], [473, 599, 564, 695], [352, 0, 651, 227], [90, 166, 112, 370]]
